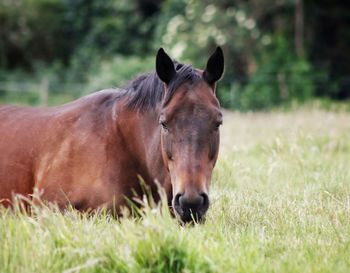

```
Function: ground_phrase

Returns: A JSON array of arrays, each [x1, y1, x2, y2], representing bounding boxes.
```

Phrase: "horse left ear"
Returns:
[[156, 48, 176, 84], [203, 47, 224, 86]]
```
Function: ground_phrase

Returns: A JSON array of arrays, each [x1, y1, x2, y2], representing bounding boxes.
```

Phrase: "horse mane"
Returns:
[[121, 61, 201, 111]]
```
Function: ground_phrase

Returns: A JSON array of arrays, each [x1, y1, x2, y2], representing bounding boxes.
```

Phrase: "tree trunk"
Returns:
[[295, 0, 304, 58]]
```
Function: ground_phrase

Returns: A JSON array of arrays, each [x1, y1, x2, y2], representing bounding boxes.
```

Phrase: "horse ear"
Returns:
[[203, 47, 224, 85], [156, 48, 176, 84]]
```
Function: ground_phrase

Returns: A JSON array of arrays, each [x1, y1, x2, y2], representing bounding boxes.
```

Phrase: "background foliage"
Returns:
[[0, 0, 349, 109]]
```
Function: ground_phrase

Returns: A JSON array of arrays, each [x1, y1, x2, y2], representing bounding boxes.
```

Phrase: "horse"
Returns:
[[0, 47, 224, 223]]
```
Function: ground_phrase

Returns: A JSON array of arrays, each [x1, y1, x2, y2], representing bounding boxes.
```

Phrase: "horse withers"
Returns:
[[0, 47, 224, 223]]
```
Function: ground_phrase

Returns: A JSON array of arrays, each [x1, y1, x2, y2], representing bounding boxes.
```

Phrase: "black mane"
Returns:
[[121, 62, 201, 110]]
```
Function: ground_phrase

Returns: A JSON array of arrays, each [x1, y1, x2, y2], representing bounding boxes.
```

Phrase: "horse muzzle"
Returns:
[[173, 191, 209, 223]]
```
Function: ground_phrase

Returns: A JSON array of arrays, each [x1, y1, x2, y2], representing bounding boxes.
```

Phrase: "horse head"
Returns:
[[156, 47, 224, 223]]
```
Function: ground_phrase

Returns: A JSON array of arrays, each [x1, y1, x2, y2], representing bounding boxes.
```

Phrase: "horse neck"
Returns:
[[116, 103, 170, 189], [143, 109, 168, 179]]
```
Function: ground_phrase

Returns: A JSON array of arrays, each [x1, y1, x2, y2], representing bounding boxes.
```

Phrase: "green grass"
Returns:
[[1, 109, 350, 273]]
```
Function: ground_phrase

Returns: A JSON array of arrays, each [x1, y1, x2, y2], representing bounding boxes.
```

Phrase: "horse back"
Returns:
[[0, 90, 120, 206]]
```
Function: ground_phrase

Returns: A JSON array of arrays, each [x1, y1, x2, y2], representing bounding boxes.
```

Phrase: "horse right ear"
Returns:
[[203, 47, 224, 85], [156, 48, 176, 84]]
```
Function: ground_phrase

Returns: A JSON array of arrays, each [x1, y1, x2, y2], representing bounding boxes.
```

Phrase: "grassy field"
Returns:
[[1, 109, 350, 273]]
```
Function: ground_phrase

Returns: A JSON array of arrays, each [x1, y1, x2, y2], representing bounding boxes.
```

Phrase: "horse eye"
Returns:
[[160, 121, 168, 130], [215, 121, 222, 129]]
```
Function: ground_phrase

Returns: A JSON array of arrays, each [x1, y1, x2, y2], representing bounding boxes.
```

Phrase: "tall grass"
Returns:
[[1, 109, 350, 273]]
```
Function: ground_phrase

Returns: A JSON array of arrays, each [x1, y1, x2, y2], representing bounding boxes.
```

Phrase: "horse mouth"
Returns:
[[172, 204, 208, 224]]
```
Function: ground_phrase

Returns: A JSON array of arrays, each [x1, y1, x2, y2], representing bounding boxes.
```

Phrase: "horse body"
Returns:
[[0, 47, 224, 222], [0, 90, 170, 210]]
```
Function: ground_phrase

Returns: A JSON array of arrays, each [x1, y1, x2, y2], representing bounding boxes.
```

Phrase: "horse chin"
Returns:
[[181, 214, 206, 225], [172, 205, 207, 225]]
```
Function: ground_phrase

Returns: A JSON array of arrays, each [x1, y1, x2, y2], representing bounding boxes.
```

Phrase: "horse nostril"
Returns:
[[174, 193, 182, 207], [201, 192, 209, 209]]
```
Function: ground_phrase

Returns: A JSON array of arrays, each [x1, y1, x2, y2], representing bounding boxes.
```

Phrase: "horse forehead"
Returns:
[[166, 81, 219, 114], [167, 103, 220, 128], [186, 81, 215, 101]]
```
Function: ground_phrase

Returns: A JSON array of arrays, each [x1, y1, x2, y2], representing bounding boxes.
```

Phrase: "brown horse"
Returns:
[[0, 47, 224, 223]]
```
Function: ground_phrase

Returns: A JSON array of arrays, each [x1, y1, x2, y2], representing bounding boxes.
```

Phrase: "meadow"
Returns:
[[1, 108, 350, 273]]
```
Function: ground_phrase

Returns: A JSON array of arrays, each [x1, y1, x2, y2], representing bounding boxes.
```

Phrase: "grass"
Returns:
[[1, 108, 350, 273]]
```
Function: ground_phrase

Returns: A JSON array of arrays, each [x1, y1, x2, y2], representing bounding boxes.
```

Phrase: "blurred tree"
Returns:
[[305, 0, 350, 99], [0, 0, 161, 70], [0, 0, 349, 108], [0, 0, 68, 69]]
